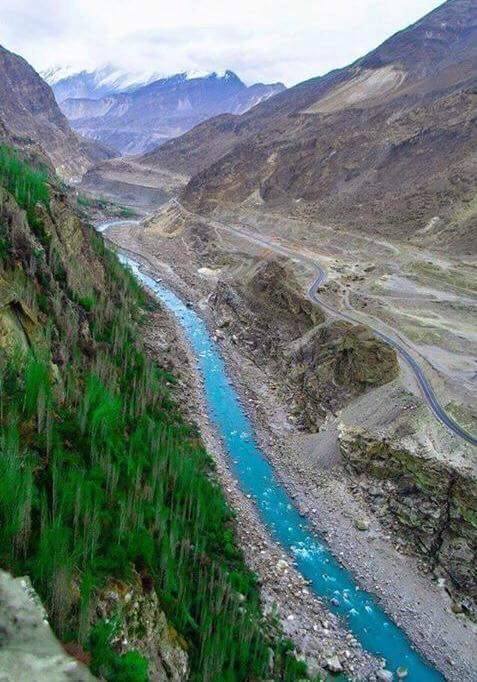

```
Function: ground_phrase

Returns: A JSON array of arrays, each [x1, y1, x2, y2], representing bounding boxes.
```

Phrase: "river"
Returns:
[[115, 251, 445, 681]]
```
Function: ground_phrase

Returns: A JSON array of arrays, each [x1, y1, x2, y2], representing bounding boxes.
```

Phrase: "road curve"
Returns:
[[308, 266, 477, 446], [169, 199, 477, 446]]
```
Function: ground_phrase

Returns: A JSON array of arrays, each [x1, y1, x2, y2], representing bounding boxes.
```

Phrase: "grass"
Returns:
[[77, 192, 139, 219], [0, 147, 310, 681], [0, 146, 49, 240]]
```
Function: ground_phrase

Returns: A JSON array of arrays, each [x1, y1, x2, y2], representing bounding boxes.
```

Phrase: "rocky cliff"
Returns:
[[338, 385, 477, 618], [0, 570, 94, 681], [211, 259, 399, 427]]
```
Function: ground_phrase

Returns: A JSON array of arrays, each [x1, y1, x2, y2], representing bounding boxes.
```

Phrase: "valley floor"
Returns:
[[102, 221, 477, 681]]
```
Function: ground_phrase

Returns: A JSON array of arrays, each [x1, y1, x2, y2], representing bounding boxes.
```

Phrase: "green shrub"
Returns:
[[0, 146, 50, 245], [88, 619, 148, 682]]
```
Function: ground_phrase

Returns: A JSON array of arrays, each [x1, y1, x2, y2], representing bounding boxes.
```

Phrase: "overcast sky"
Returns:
[[1, 0, 442, 86]]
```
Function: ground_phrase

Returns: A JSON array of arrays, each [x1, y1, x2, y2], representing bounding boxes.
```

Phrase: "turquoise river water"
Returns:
[[120, 254, 444, 681]]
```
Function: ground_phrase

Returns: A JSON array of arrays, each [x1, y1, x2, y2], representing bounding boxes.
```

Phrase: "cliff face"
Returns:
[[0, 46, 112, 181], [338, 388, 477, 618], [211, 259, 399, 427], [0, 570, 94, 681]]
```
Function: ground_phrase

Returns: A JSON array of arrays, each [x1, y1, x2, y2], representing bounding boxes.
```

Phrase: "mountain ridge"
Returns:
[[0, 45, 112, 181], [49, 68, 285, 155]]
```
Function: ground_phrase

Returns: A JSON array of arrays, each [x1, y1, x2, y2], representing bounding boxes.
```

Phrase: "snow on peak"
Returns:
[[41, 64, 80, 84], [43, 63, 244, 96]]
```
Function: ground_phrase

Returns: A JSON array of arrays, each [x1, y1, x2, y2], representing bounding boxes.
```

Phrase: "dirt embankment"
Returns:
[[210, 258, 399, 428]]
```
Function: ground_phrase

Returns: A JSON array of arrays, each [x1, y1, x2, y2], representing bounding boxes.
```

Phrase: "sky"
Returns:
[[1, 0, 443, 86]]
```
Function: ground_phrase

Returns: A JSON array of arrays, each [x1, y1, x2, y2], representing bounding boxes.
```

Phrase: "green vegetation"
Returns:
[[88, 619, 149, 681], [0, 148, 310, 680], [77, 192, 139, 219], [0, 145, 49, 211], [0, 145, 49, 239]]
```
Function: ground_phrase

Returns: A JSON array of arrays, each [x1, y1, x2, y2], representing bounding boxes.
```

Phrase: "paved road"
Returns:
[[170, 199, 477, 446]]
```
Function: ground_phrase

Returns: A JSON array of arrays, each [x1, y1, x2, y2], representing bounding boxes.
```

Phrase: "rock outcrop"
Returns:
[[211, 258, 399, 427], [96, 573, 189, 681], [0, 570, 94, 681], [338, 385, 477, 617]]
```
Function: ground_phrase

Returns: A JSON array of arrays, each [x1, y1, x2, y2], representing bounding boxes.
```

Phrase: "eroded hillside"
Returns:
[[0, 46, 112, 181]]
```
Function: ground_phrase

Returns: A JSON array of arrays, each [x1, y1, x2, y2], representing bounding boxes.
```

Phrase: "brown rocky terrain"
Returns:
[[81, 157, 188, 210], [134, 0, 476, 254], [210, 258, 400, 428], [338, 383, 477, 619], [0, 45, 112, 181]]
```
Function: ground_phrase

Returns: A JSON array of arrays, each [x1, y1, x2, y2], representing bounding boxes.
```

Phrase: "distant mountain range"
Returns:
[[42, 65, 165, 101], [45, 68, 285, 156]]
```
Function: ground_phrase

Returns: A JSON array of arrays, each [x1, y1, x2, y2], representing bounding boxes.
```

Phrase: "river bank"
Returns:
[[102, 222, 477, 681]]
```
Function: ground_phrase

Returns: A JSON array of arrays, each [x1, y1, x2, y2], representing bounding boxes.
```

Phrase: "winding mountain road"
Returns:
[[170, 199, 477, 446]]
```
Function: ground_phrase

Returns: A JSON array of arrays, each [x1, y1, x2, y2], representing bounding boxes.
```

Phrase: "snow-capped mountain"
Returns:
[[43, 65, 164, 102], [45, 67, 285, 155]]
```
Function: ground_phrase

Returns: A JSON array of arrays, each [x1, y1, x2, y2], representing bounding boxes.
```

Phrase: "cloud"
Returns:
[[1, 0, 442, 85]]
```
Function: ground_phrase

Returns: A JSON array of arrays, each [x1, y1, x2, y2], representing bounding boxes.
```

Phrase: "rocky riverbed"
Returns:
[[139, 291, 381, 680]]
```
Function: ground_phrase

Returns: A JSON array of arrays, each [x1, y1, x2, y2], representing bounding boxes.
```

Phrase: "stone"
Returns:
[[451, 601, 463, 614], [376, 670, 394, 681], [355, 517, 370, 531], [324, 655, 343, 673], [97, 571, 188, 680], [396, 666, 408, 679], [0, 570, 94, 681]]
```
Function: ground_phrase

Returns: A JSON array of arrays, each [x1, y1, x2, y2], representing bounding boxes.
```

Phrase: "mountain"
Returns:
[[139, 0, 476, 253], [51, 70, 285, 155], [0, 46, 112, 181], [43, 64, 163, 102]]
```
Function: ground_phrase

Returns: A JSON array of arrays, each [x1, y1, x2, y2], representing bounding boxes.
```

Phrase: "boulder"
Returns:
[[0, 570, 94, 681]]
